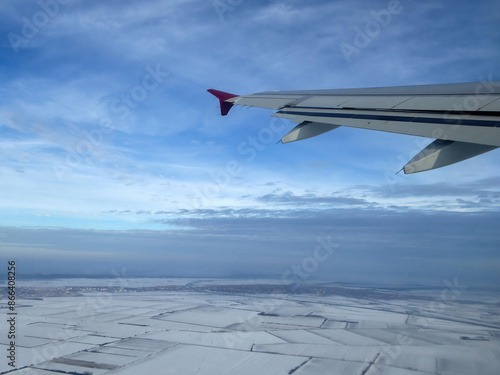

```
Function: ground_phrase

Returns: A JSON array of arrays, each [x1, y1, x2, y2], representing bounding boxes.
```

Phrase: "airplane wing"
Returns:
[[208, 81, 500, 174]]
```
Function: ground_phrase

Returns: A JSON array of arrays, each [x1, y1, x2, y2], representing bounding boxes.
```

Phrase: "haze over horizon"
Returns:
[[1, 0, 500, 286]]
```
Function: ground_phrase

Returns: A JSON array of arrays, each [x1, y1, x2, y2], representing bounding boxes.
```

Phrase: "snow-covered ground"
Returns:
[[1, 279, 499, 374]]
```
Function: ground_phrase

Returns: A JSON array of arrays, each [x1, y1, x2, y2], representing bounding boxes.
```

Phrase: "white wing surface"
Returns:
[[208, 82, 500, 173]]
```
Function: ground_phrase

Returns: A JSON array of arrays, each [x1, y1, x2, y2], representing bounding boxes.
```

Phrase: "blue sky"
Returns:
[[1, 0, 500, 285]]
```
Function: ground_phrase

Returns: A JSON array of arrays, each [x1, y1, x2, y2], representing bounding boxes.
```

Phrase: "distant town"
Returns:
[[0, 282, 444, 301]]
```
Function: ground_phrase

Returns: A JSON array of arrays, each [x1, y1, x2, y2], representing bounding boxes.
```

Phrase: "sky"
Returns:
[[0, 0, 499, 286]]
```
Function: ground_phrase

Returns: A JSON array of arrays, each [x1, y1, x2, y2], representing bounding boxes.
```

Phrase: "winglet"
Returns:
[[207, 89, 239, 116]]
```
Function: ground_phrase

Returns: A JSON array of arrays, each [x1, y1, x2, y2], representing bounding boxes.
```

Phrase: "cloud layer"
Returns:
[[1, 0, 499, 285]]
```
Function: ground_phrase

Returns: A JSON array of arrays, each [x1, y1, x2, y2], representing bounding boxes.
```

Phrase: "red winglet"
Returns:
[[208, 89, 239, 116]]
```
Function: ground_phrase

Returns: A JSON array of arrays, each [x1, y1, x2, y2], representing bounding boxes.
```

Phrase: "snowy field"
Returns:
[[1, 279, 499, 375]]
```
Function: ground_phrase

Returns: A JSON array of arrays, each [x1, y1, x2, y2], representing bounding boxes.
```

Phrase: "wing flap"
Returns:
[[393, 95, 500, 112], [297, 95, 413, 109], [480, 97, 500, 112], [232, 95, 304, 109], [336, 95, 413, 109], [233, 92, 500, 113]]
